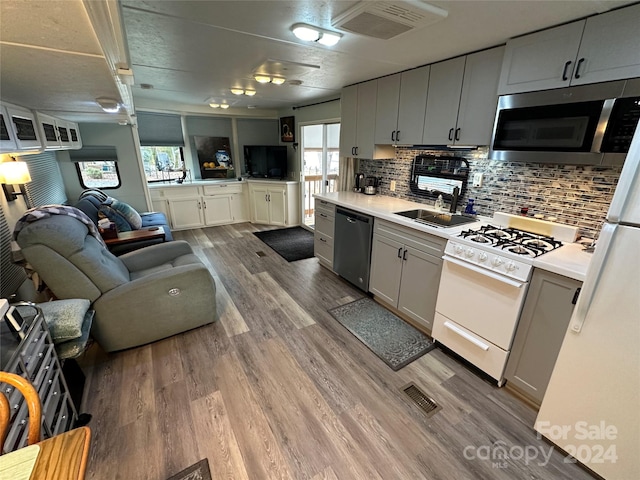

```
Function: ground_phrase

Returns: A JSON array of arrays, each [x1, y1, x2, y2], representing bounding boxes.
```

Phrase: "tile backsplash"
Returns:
[[359, 147, 622, 240]]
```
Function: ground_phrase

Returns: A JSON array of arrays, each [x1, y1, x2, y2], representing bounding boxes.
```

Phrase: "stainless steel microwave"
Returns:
[[489, 79, 640, 164]]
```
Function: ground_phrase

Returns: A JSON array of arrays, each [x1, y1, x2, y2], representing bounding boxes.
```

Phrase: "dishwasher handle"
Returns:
[[346, 217, 357, 223], [336, 207, 372, 224]]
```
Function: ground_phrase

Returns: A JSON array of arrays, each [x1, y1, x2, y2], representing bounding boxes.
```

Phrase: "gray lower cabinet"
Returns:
[[314, 199, 335, 270], [369, 219, 446, 332], [505, 269, 582, 405]]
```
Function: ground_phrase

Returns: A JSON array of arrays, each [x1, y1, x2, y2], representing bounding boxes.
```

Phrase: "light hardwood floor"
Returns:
[[79, 223, 597, 480]]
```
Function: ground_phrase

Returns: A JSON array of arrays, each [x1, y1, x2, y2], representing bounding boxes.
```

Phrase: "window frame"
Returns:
[[74, 161, 122, 190], [141, 145, 187, 184]]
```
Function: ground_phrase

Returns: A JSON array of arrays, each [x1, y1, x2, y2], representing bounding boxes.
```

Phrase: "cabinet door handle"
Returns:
[[320, 237, 327, 243], [319, 213, 327, 218], [203, 201, 207, 209], [448, 128, 454, 141], [351, 147, 355, 155], [572, 287, 581, 305], [402, 249, 408, 261], [198, 201, 201, 209], [391, 131, 396, 142], [454, 128, 460, 141], [265, 194, 268, 202], [574, 58, 585, 79], [396, 130, 400, 142], [397, 247, 403, 258], [355, 147, 359, 156], [562, 60, 572, 81], [268, 194, 271, 202]]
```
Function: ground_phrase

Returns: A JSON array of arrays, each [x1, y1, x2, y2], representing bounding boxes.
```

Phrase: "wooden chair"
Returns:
[[0, 372, 41, 453]]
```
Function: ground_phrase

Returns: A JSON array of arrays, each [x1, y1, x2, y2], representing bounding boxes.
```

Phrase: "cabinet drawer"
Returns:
[[315, 199, 335, 216], [153, 185, 200, 198], [315, 212, 335, 238], [433, 313, 509, 381], [203, 183, 242, 195], [314, 232, 334, 265], [374, 219, 446, 257]]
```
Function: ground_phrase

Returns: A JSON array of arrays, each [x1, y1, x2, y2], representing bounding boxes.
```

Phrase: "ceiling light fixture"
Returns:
[[230, 88, 245, 95], [95, 97, 121, 113], [244, 90, 256, 96], [254, 75, 272, 84], [291, 23, 342, 46], [271, 77, 286, 85], [209, 103, 220, 108], [220, 104, 230, 109]]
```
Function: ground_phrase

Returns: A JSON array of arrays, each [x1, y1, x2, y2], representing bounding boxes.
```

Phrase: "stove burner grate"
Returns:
[[458, 224, 563, 257]]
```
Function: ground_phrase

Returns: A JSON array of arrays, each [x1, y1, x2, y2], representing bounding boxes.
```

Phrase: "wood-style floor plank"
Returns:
[[79, 223, 600, 480]]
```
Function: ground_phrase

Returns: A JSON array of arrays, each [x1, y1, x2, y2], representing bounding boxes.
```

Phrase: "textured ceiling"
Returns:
[[0, 0, 637, 122]]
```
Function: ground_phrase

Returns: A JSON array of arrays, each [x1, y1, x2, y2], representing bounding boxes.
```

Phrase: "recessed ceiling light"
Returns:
[[318, 32, 342, 46], [292, 24, 321, 42], [96, 97, 121, 113], [254, 75, 271, 84], [230, 88, 244, 95], [220, 104, 230, 109], [271, 77, 286, 85], [244, 90, 256, 96], [209, 103, 220, 108], [291, 23, 342, 46]]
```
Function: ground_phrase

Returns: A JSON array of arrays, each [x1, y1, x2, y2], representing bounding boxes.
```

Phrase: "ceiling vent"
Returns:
[[332, 1, 448, 40]]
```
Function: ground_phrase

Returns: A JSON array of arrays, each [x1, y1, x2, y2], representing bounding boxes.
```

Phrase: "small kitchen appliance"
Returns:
[[364, 176, 378, 195], [354, 173, 365, 193], [432, 213, 578, 385]]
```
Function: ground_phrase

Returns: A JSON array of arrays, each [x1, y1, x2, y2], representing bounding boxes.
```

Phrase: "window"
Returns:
[[75, 161, 121, 189], [141, 146, 186, 183]]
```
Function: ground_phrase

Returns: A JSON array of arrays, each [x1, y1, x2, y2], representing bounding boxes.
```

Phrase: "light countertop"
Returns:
[[533, 243, 593, 282], [315, 191, 591, 282], [315, 191, 486, 240]]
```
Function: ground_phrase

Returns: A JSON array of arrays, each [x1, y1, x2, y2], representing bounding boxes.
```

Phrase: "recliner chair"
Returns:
[[14, 213, 216, 352]]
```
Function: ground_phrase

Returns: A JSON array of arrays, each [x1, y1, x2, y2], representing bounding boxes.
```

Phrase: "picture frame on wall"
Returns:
[[280, 116, 295, 143]]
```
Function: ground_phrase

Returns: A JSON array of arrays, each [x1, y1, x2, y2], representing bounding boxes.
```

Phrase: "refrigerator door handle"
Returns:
[[570, 223, 616, 334]]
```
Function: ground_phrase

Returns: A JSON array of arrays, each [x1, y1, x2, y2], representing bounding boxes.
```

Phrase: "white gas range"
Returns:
[[433, 213, 579, 385]]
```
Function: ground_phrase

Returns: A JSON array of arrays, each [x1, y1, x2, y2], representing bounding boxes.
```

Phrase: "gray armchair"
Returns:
[[14, 214, 216, 352]]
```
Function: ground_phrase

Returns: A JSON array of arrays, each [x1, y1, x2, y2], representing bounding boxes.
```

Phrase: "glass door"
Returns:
[[301, 122, 340, 227]]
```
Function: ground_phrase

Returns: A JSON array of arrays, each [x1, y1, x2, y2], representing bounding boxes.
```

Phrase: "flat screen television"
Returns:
[[244, 145, 288, 179]]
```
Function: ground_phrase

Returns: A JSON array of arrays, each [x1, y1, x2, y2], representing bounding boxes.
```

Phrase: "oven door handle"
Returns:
[[443, 255, 525, 288], [443, 321, 490, 351]]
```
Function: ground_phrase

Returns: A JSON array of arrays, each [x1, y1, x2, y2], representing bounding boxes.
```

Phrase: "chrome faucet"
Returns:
[[450, 186, 460, 213]]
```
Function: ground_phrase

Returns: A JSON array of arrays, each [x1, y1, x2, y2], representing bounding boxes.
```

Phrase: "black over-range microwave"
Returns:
[[489, 78, 640, 164]]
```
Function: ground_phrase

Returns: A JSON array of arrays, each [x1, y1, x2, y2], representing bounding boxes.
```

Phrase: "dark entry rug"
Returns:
[[328, 297, 436, 371], [167, 459, 212, 480], [253, 226, 314, 262]]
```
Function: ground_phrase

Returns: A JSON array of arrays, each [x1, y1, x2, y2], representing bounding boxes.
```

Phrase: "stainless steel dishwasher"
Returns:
[[334, 207, 374, 291]]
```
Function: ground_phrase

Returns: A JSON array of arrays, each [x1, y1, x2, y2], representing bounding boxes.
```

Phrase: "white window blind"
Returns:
[[0, 205, 27, 298], [137, 112, 185, 146]]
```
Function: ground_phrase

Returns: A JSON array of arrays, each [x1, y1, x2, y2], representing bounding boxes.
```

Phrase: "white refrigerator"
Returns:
[[535, 123, 640, 479]]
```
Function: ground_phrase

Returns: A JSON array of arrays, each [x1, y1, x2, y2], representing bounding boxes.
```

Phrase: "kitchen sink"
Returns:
[[395, 209, 478, 228]]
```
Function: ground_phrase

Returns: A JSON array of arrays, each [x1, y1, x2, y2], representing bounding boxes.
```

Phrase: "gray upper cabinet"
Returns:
[[422, 57, 465, 145], [339, 80, 378, 159], [374, 66, 429, 146], [498, 3, 640, 94], [456, 46, 505, 145], [571, 3, 640, 86], [423, 46, 504, 146]]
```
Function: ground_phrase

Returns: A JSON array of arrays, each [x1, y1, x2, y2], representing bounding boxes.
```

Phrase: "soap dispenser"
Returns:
[[464, 199, 477, 215], [434, 194, 444, 210]]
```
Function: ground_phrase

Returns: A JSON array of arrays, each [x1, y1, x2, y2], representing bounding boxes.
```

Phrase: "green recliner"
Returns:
[[14, 214, 216, 352]]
